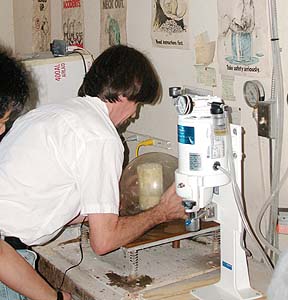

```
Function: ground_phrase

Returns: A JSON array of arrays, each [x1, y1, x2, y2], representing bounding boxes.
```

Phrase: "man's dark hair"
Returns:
[[0, 45, 29, 119], [78, 45, 162, 104]]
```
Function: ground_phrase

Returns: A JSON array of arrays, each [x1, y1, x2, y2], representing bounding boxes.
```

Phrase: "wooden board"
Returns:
[[124, 220, 219, 249]]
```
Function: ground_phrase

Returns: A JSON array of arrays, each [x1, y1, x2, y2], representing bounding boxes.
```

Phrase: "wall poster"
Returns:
[[217, 0, 271, 77], [151, 0, 189, 49], [100, 0, 127, 52], [32, 0, 51, 53], [62, 0, 84, 48]]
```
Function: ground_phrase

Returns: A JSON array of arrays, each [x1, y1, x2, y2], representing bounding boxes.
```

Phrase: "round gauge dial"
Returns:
[[243, 80, 265, 108], [175, 95, 194, 115]]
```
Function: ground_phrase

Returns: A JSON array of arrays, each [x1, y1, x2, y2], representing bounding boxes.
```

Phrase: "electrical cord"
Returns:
[[68, 46, 95, 61], [71, 50, 87, 74], [217, 164, 274, 273], [66, 46, 95, 74], [255, 166, 288, 257], [135, 139, 154, 157], [58, 217, 87, 290]]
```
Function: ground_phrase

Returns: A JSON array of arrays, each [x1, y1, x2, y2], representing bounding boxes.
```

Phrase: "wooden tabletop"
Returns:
[[124, 219, 219, 249]]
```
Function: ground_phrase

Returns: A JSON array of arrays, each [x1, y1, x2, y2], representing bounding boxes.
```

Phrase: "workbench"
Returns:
[[34, 221, 268, 300]]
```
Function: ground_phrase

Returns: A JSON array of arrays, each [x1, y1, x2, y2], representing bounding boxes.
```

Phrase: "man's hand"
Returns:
[[156, 183, 187, 222]]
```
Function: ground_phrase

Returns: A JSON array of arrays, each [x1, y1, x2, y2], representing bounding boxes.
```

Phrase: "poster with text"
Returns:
[[100, 0, 127, 52], [62, 0, 84, 48], [151, 0, 189, 49], [32, 0, 51, 53], [217, 0, 271, 77]]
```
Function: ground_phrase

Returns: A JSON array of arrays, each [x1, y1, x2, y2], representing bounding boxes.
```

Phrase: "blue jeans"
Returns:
[[0, 249, 37, 300]]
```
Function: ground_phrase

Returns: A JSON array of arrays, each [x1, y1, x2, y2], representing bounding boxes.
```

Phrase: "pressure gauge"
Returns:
[[243, 80, 265, 108], [174, 95, 194, 115]]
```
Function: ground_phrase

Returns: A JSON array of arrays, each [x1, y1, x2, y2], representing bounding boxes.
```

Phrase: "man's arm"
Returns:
[[88, 183, 186, 255], [0, 240, 71, 300]]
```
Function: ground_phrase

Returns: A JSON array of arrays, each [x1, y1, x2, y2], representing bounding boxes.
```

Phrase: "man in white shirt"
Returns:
[[0, 44, 186, 300]]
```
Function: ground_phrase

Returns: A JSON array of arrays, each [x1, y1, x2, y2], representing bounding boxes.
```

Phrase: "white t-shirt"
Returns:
[[0, 96, 124, 246]]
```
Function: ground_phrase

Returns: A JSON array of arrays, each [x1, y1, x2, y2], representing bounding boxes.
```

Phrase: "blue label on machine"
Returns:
[[222, 260, 233, 270], [178, 125, 195, 144]]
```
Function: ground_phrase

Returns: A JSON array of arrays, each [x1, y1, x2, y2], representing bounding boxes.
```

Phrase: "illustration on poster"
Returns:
[[63, 19, 83, 47], [33, 15, 49, 52], [153, 0, 187, 33], [105, 15, 121, 46], [222, 0, 259, 65], [37, 0, 48, 11], [103, 0, 125, 10]]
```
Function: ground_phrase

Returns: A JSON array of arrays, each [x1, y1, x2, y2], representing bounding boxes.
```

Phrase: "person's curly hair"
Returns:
[[0, 45, 29, 119]]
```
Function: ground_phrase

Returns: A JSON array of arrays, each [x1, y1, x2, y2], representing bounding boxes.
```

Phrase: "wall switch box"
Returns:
[[257, 101, 275, 139]]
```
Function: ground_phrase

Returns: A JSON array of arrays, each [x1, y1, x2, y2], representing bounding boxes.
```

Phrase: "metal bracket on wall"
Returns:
[[257, 101, 275, 139]]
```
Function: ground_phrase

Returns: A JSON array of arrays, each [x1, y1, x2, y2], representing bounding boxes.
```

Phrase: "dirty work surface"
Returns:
[[34, 224, 219, 300]]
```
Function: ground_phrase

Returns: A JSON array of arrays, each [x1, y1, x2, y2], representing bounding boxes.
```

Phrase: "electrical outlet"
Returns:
[[257, 101, 275, 139], [152, 138, 172, 149], [277, 208, 288, 234]]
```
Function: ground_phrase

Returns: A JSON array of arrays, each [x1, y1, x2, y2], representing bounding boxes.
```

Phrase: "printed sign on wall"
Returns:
[[62, 0, 84, 48], [151, 0, 189, 49], [100, 0, 127, 52], [217, 0, 271, 77]]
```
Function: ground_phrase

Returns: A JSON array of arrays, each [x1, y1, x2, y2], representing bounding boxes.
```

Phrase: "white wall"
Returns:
[[0, 0, 15, 49]]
